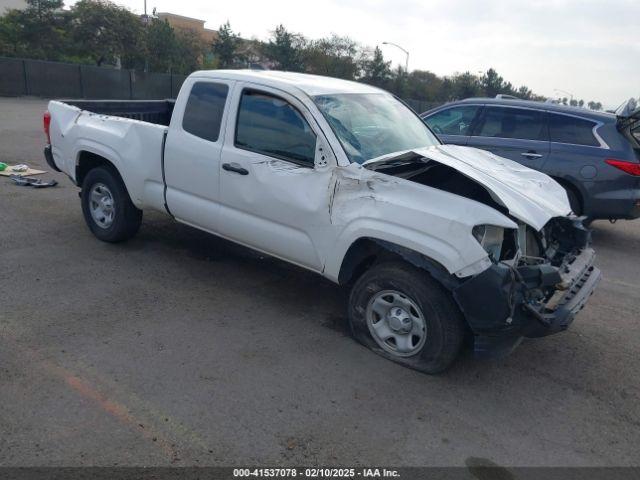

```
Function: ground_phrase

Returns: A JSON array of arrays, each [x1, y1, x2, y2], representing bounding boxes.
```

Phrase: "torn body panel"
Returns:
[[323, 162, 517, 281], [364, 145, 572, 231]]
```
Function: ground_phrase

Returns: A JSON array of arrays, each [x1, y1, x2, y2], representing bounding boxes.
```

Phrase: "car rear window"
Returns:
[[549, 114, 600, 147], [475, 107, 547, 141], [182, 82, 229, 142]]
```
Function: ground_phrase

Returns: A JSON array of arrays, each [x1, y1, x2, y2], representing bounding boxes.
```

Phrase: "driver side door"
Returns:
[[217, 84, 336, 271]]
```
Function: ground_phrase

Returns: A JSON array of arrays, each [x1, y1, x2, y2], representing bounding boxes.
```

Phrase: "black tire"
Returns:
[[80, 166, 142, 243], [564, 187, 582, 216], [348, 261, 465, 374], [563, 186, 595, 225]]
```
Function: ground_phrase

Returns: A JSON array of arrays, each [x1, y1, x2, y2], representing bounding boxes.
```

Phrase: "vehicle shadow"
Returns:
[[124, 212, 625, 390]]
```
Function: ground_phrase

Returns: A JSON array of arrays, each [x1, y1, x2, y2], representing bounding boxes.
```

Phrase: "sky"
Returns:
[[70, 0, 640, 108]]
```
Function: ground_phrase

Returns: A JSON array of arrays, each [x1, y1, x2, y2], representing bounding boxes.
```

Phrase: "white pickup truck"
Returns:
[[44, 70, 600, 373]]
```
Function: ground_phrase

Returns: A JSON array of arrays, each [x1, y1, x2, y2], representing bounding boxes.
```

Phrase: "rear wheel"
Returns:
[[563, 186, 596, 226], [348, 262, 465, 374], [565, 187, 582, 216], [81, 166, 142, 242]]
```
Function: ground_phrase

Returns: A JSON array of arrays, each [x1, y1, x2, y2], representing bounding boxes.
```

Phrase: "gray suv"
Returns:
[[421, 98, 640, 222]]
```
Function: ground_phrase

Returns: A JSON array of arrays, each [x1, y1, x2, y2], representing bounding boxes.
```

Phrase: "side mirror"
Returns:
[[314, 137, 334, 170]]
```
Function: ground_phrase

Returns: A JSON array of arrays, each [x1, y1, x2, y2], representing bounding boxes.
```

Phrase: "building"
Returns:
[[0, 0, 28, 14], [155, 12, 217, 44]]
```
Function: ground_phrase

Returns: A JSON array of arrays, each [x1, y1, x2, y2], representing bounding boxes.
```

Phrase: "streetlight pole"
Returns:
[[382, 41, 409, 72]]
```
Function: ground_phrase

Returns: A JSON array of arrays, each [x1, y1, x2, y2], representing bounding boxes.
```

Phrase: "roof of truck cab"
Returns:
[[189, 70, 385, 97]]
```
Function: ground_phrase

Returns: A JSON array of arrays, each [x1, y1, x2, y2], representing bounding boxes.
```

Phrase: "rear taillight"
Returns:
[[43, 110, 51, 144], [605, 158, 640, 176]]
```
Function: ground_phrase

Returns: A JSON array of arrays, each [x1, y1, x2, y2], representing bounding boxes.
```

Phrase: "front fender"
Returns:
[[323, 165, 518, 282], [324, 219, 473, 283]]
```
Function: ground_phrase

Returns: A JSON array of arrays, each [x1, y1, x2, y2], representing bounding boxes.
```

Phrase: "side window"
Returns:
[[549, 114, 600, 147], [424, 106, 479, 136], [475, 107, 547, 141], [235, 90, 317, 165], [182, 82, 229, 142]]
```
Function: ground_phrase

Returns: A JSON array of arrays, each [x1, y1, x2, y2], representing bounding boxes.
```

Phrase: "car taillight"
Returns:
[[44, 110, 51, 144], [605, 158, 640, 176]]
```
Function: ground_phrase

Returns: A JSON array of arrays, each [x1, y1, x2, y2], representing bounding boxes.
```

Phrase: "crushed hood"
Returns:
[[364, 145, 571, 231]]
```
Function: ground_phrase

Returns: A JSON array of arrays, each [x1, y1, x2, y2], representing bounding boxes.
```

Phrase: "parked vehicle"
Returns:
[[44, 70, 601, 373], [421, 97, 640, 222]]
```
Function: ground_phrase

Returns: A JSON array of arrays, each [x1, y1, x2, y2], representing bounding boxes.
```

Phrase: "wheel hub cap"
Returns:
[[89, 183, 115, 229], [388, 307, 412, 333], [365, 290, 427, 357]]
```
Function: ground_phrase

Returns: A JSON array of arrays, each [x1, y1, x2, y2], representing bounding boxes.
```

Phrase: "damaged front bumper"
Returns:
[[453, 245, 601, 358]]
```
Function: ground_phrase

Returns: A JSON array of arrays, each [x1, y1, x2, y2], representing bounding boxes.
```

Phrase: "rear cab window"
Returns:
[[474, 106, 547, 141], [235, 89, 316, 166], [424, 105, 480, 136], [548, 113, 600, 147], [182, 82, 229, 142]]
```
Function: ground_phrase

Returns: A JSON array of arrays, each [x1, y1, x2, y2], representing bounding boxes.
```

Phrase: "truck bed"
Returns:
[[61, 99, 175, 126]]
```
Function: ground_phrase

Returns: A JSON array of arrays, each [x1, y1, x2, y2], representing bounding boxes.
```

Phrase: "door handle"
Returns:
[[521, 151, 543, 159], [222, 163, 249, 175]]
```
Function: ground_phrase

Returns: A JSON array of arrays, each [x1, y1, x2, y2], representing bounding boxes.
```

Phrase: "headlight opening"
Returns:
[[472, 225, 505, 262]]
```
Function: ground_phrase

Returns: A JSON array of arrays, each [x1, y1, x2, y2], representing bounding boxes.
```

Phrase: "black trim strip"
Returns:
[[160, 129, 173, 217]]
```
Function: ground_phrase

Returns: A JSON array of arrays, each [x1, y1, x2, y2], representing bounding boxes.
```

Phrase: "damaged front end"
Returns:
[[453, 217, 601, 357], [362, 147, 602, 358]]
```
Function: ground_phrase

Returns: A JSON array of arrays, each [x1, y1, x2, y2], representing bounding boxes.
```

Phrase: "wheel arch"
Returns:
[[75, 150, 123, 187], [551, 176, 585, 215], [336, 237, 459, 291]]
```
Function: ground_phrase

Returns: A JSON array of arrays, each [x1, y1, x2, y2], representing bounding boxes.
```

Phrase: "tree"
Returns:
[[361, 46, 391, 88], [517, 85, 533, 99], [173, 28, 206, 74], [449, 71, 481, 100], [145, 18, 178, 73], [480, 68, 503, 97], [587, 101, 603, 111], [479, 68, 516, 97], [0, 0, 67, 59], [264, 24, 306, 71], [304, 34, 360, 80], [403, 70, 444, 103], [0, 11, 25, 56], [71, 0, 144, 67], [212, 21, 241, 68], [388, 65, 410, 98]]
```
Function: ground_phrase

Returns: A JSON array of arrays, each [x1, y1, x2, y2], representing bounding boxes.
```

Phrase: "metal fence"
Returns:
[[0, 57, 187, 99]]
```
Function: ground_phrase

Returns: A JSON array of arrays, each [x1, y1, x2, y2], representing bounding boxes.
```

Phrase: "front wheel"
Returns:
[[348, 262, 465, 374], [80, 166, 142, 243]]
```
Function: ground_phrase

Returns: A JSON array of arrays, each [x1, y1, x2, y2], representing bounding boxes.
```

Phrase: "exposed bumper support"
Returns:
[[523, 249, 601, 337], [453, 247, 601, 358]]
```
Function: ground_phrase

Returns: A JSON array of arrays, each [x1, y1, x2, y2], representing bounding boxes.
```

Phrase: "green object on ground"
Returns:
[[0, 162, 7, 171]]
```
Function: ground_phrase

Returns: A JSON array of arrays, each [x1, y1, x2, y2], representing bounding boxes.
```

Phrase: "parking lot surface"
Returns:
[[1, 97, 639, 467]]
